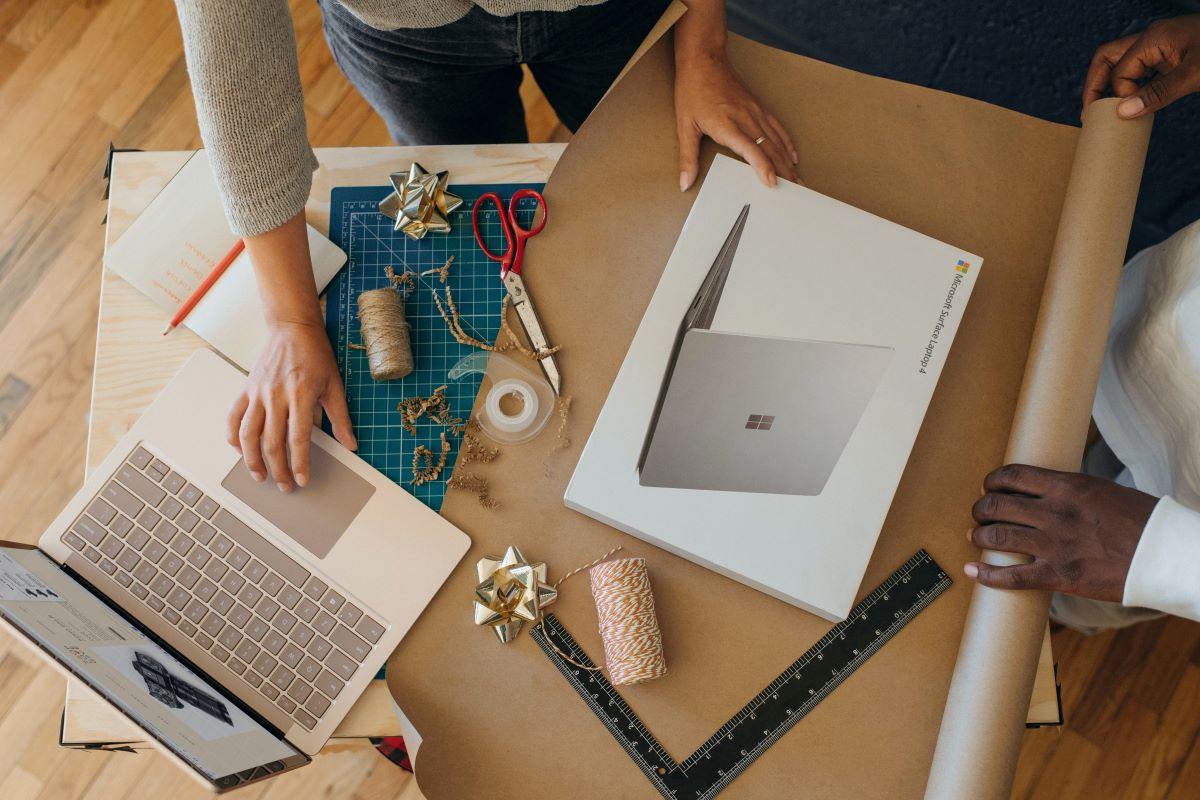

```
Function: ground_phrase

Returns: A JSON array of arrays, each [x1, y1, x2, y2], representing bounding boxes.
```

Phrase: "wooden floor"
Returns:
[[0, 2, 1196, 798]]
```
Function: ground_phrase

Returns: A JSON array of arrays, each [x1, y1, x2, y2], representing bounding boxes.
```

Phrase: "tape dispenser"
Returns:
[[448, 351, 555, 444]]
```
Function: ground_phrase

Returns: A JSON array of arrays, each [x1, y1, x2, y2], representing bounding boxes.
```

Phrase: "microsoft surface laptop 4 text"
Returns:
[[638, 205, 894, 495]]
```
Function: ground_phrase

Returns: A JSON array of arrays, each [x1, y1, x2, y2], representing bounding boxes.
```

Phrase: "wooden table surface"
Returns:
[[74, 142, 1057, 751]]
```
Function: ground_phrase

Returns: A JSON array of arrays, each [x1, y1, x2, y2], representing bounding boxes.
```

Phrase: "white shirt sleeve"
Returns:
[[1123, 496, 1200, 621]]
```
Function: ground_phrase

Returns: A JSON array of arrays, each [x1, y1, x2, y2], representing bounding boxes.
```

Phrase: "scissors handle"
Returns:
[[471, 192, 513, 270], [507, 189, 548, 237], [504, 189, 547, 277], [471, 190, 548, 278]]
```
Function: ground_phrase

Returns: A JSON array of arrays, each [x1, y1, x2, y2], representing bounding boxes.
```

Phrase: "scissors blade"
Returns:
[[503, 271, 562, 395]]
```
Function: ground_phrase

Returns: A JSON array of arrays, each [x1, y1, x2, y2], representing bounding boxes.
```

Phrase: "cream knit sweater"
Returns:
[[173, 1, 595, 237]]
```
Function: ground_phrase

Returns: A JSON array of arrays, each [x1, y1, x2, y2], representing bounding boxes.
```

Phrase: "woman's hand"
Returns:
[[227, 210, 355, 492], [964, 464, 1158, 602], [674, 1, 799, 192], [675, 54, 800, 191], [1083, 14, 1200, 119], [226, 321, 356, 492]]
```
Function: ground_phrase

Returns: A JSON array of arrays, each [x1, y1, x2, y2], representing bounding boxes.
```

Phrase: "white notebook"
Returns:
[[105, 150, 347, 371]]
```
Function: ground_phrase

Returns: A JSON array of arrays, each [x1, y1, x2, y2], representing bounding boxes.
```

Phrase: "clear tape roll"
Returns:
[[485, 379, 539, 435], [448, 351, 555, 444]]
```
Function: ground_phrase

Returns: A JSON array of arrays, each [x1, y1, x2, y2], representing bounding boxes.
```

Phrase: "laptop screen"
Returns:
[[0, 546, 304, 786]]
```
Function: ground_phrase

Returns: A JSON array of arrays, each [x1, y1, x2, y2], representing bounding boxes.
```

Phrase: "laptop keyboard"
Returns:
[[60, 444, 388, 731]]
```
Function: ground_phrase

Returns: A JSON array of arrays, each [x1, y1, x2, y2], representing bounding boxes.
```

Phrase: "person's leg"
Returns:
[[319, 1, 527, 145], [520, 0, 671, 132]]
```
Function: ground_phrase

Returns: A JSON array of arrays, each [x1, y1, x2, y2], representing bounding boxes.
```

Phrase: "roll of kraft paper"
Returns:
[[925, 98, 1152, 800]]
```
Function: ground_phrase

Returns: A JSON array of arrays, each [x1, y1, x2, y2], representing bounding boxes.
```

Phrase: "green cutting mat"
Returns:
[[324, 183, 543, 511]]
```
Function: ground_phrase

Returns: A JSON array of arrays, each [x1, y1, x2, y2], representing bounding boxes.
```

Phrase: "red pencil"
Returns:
[[162, 238, 245, 336]]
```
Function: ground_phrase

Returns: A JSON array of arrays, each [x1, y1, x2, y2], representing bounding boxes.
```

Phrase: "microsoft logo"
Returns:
[[745, 414, 775, 431], [955, 259, 970, 274]]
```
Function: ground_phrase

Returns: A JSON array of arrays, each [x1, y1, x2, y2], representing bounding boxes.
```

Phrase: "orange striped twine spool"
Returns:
[[589, 557, 667, 686]]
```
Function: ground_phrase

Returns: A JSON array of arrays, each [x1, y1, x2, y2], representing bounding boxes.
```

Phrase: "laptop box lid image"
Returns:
[[639, 329, 893, 495]]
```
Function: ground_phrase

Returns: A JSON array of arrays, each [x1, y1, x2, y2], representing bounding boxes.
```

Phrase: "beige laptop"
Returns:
[[0, 348, 469, 790]]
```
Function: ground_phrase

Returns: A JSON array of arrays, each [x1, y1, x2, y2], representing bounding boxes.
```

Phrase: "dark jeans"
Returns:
[[319, 0, 669, 144]]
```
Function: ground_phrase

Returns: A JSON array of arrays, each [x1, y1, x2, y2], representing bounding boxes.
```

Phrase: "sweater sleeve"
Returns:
[[1123, 496, 1200, 621], [173, 1, 319, 237]]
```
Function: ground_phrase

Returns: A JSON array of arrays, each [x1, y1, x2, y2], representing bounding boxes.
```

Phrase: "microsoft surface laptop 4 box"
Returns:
[[565, 155, 981, 620]]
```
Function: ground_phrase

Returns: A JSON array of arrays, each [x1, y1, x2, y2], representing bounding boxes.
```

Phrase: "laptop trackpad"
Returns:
[[221, 443, 376, 560]]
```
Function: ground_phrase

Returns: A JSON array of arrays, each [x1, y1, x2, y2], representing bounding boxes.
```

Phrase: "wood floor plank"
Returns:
[[0, 374, 33, 439], [0, 205, 103, 342], [0, 0, 156, 230], [8, 374, 93, 543], [0, 4, 91, 120], [298, 40, 349, 121], [1166, 721, 1200, 800], [32, 116, 118, 227], [77, 748, 167, 800], [0, 654, 41, 722], [1077, 695, 1160, 798], [0, 0, 40, 42], [27, 726, 85, 800], [121, 752, 215, 800], [346, 111, 394, 149], [4, 0, 76, 53], [0, 193, 55, 313], [1128, 616, 1200, 715], [17, 702, 76, 787], [112, 58, 195, 148], [0, 239, 99, 381], [1120, 665, 1200, 800], [310, 89, 382, 147], [1028, 729, 1103, 800], [0, 766, 43, 800], [1066, 620, 1164, 745], [124, 79, 203, 151], [0, 304, 99, 539], [0, 41, 28, 94], [1011, 728, 1062, 800], [95, 21, 185, 129], [0, 667, 66, 780]]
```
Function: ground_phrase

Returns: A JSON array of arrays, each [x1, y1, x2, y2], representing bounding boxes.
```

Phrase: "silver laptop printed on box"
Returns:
[[638, 205, 894, 496], [0, 349, 469, 792]]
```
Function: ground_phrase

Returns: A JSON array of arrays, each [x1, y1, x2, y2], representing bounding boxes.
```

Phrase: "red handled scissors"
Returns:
[[471, 189, 562, 395]]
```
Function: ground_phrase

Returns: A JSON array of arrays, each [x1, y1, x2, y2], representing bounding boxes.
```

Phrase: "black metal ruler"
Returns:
[[530, 549, 951, 800]]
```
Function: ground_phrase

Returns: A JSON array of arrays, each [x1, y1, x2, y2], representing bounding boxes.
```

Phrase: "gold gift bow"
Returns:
[[378, 162, 464, 240], [473, 544, 622, 671]]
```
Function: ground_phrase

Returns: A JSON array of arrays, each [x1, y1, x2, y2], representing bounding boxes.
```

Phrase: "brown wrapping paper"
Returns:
[[925, 104, 1152, 799], [388, 16, 1151, 799]]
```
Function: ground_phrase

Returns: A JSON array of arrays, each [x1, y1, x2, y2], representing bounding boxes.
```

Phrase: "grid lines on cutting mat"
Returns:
[[325, 184, 543, 510]]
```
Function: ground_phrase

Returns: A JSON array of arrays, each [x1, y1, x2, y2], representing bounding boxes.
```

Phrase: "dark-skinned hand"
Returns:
[[964, 464, 1159, 602], [1083, 14, 1200, 119]]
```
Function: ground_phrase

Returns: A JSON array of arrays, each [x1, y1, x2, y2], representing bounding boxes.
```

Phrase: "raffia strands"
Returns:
[[589, 558, 667, 686]]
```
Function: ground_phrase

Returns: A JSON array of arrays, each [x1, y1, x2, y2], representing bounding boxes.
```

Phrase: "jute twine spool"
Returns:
[[357, 287, 414, 380], [588, 558, 667, 686]]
